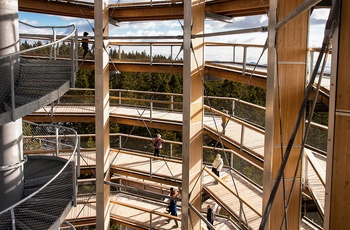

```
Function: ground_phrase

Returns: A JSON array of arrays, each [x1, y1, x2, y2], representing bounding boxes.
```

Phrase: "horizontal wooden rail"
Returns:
[[204, 104, 265, 135], [110, 200, 181, 221], [110, 148, 181, 164], [204, 167, 262, 218], [304, 149, 326, 187]]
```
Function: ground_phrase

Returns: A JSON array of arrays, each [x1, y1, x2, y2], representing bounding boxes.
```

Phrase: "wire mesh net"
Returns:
[[0, 121, 78, 230]]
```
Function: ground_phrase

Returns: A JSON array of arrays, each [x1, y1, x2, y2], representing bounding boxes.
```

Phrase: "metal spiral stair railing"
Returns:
[[0, 121, 79, 230], [0, 21, 78, 126]]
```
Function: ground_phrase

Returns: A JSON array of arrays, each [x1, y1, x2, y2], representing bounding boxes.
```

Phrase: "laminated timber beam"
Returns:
[[263, 0, 308, 229], [205, 65, 267, 88], [18, 0, 269, 22], [324, 0, 350, 229], [205, 0, 269, 17], [94, 0, 110, 228]]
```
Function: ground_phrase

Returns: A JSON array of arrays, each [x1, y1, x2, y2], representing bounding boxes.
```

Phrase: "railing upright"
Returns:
[[170, 45, 173, 61], [239, 202, 243, 226], [302, 152, 308, 187], [170, 95, 174, 110], [77, 135, 81, 177], [55, 127, 59, 156], [71, 30, 77, 87], [170, 143, 173, 158], [240, 125, 245, 152], [75, 29, 78, 73], [232, 45, 236, 64], [53, 29, 57, 60], [10, 58, 15, 120], [11, 209, 15, 230], [242, 46, 247, 74], [232, 100, 235, 116], [149, 213, 153, 229], [150, 44, 153, 64], [72, 161, 77, 207]]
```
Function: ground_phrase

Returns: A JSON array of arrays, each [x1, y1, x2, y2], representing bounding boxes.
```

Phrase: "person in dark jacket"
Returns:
[[166, 189, 179, 228], [207, 205, 214, 229], [82, 32, 89, 59]]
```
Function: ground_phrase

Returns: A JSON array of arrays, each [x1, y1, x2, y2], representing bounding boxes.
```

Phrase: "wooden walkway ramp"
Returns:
[[26, 104, 325, 229], [55, 147, 321, 229]]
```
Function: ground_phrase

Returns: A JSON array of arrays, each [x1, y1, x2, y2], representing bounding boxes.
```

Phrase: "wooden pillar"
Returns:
[[263, 0, 308, 229], [95, 0, 110, 229], [324, 1, 350, 229], [182, 0, 205, 229]]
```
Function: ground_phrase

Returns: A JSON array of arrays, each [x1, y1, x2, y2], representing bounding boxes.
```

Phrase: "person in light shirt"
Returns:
[[212, 154, 223, 179]]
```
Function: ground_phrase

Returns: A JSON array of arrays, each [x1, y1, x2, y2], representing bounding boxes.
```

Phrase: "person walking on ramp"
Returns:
[[153, 134, 164, 157], [212, 154, 223, 183]]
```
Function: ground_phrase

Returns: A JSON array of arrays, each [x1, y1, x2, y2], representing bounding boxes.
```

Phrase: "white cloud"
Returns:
[[232, 17, 245, 23], [260, 15, 268, 24], [311, 8, 330, 20], [132, 21, 158, 30], [20, 19, 39, 25]]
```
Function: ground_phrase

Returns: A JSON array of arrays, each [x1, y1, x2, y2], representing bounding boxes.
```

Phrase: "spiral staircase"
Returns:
[[0, 21, 79, 229]]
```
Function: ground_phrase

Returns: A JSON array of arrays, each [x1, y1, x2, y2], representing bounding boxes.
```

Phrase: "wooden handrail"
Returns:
[[110, 200, 181, 221], [204, 167, 262, 218], [109, 148, 181, 164], [304, 149, 326, 187], [204, 105, 265, 135]]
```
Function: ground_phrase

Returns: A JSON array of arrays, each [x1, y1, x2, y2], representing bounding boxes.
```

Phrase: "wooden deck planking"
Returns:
[[204, 169, 262, 229], [307, 152, 326, 211], [66, 202, 97, 220], [110, 195, 179, 229], [30, 105, 326, 229], [109, 151, 183, 180]]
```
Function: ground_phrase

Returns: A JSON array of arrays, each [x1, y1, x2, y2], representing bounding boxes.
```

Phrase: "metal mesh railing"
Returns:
[[58, 88, 328, 153], [0, 21, 78, 124], [0, 121, 79, 230]]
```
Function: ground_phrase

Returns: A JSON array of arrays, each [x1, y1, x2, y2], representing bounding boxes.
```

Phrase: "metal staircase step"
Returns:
[[15, 219, 31, 230], [14, 208, 58, 230], [24, 159, 64, 179], [24, 173, 56, 188], [24, 182, 73, 197]]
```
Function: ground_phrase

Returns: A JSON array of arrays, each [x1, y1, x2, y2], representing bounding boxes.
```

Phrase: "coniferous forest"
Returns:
[[21, 41, 328, 186]]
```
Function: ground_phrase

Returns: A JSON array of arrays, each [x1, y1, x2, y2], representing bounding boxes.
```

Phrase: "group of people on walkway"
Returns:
[[151, 133, 224, 229]]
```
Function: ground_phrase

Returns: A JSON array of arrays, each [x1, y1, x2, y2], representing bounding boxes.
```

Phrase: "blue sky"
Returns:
[[19, 8, 329, 63]]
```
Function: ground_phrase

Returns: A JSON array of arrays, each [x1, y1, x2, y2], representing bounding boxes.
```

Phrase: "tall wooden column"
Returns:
[[182, 0, 205, 229], [94, 0, 110, 229], [263, 0, 308, 229], [324, 1, 350, 229]]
